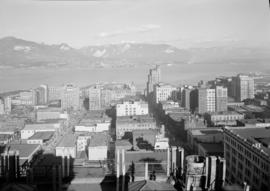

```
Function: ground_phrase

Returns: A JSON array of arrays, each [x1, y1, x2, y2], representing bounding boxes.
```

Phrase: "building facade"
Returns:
[[154, 83, 177, 104], [224, 126, 270, 191], [198, 88, 216, 114], [216, 86, 228, 112], [231, 74, 255, 102], [61, 84, 80, 110], [116, 100, 149, 116]]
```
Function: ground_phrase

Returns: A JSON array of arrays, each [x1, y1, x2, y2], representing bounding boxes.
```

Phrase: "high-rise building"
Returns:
[[185, 155, 226, 191], [216, 86, 228, 112], [181, 88, 192, 110], [153, 83, 177, 104], [61, 84, 80, 110], [4, 96, 11, 113], [35, 85, 48, 105], [0, 99, 4, 115], [198, 88, 216, 114], [231, 74, 254, 102], [89, 87, 101, 110], [48, 86, 62, 101], [224, 126, 270, 191], [146, 65, 161, 96]]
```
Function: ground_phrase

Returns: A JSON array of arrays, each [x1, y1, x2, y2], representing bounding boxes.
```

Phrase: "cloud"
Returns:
[[98, 24, 161, 38]]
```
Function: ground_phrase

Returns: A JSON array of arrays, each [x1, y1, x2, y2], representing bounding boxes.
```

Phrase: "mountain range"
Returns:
[[0, 36, 270, 69]]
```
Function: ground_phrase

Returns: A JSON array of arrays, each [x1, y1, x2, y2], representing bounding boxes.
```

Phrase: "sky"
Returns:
[[0, 0, 270, 48]]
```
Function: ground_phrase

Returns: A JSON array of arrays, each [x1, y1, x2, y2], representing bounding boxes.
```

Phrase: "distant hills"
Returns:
[[0, 36, 270, 69]]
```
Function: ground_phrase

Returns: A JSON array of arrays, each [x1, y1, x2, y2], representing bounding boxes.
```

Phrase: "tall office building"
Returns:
[[153, 83, 177, 104], [231, 74, 254, 102], [216, 86, 228, 112], [146, 65, 161, 96], [224, 126, 270, 191], [198, 88, 216, 114], [0, 99, 4, 115], [48, 86, 62, 101], [4, 96, 11, 113], [61, 84, 80, 110], [181, 88, 192, 110], [89, 87, 101, 110], [35, 85, 48, 105]]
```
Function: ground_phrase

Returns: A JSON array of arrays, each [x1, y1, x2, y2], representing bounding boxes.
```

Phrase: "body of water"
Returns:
[[0, 62, 267, 93]]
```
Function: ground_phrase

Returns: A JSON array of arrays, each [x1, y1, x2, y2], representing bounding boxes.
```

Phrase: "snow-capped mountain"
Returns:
[[0, 36, 270, 69]]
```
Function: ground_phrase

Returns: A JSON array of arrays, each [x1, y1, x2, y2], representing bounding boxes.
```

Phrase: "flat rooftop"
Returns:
[[89, 132, 109, 147], [189, 128, 223, 136], [28, 131, 54, 141], [37, 107, 62, 112], [117, 115, 155, 123], [23, 123, 60, 131], [7, 144, 40, 158], [199, 143, 224, 156], [115, 139, 132, 147], [57, 134, 77, 147], [227, 126, 270, 156]]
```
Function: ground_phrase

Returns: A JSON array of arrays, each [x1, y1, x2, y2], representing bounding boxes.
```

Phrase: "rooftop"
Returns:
[[23, 123, 60, 131], [7, 144, 40, 158], [117, 115, 155, 124], [57, 134, 77, 147], [89, 132, 109, 147], [37, 107, 62, 112], [28, 131, 54, 141], [115, 139, 132, 147], [189, 128, 223, 136], [199, 143, 224, 156], [226, 126, 270, 156]]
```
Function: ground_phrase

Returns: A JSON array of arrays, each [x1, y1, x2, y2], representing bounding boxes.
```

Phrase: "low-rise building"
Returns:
[[205, 111, 245, 126], [187, 127, 223, 153], [116, 100, 148, 116], [36, 107, 68, 122], [88, 132, 109, 161], [21, 123, 61, 139], [75, 111, 111, 133], [7, 144, 42, 167], [197, 142, 224, 157], [116, 115, 157, 139], [55, 134, 77, 158], [26, 131, 54, 145], [76, 134, 91, 152], [132, 129, 158, 150]]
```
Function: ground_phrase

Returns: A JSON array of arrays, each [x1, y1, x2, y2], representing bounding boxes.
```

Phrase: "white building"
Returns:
[[75, 121, 110, 133], [36, 108, 68, 122], [61, 84, 80, 110], [154, 137, 169, 150], [154, 83, 177, 104], [21, 123, 60, 139], [0, 99, 4, 115], [116, 100, 148, 116], [198, 88, 216, 114], [88, 132, 108, 161]]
